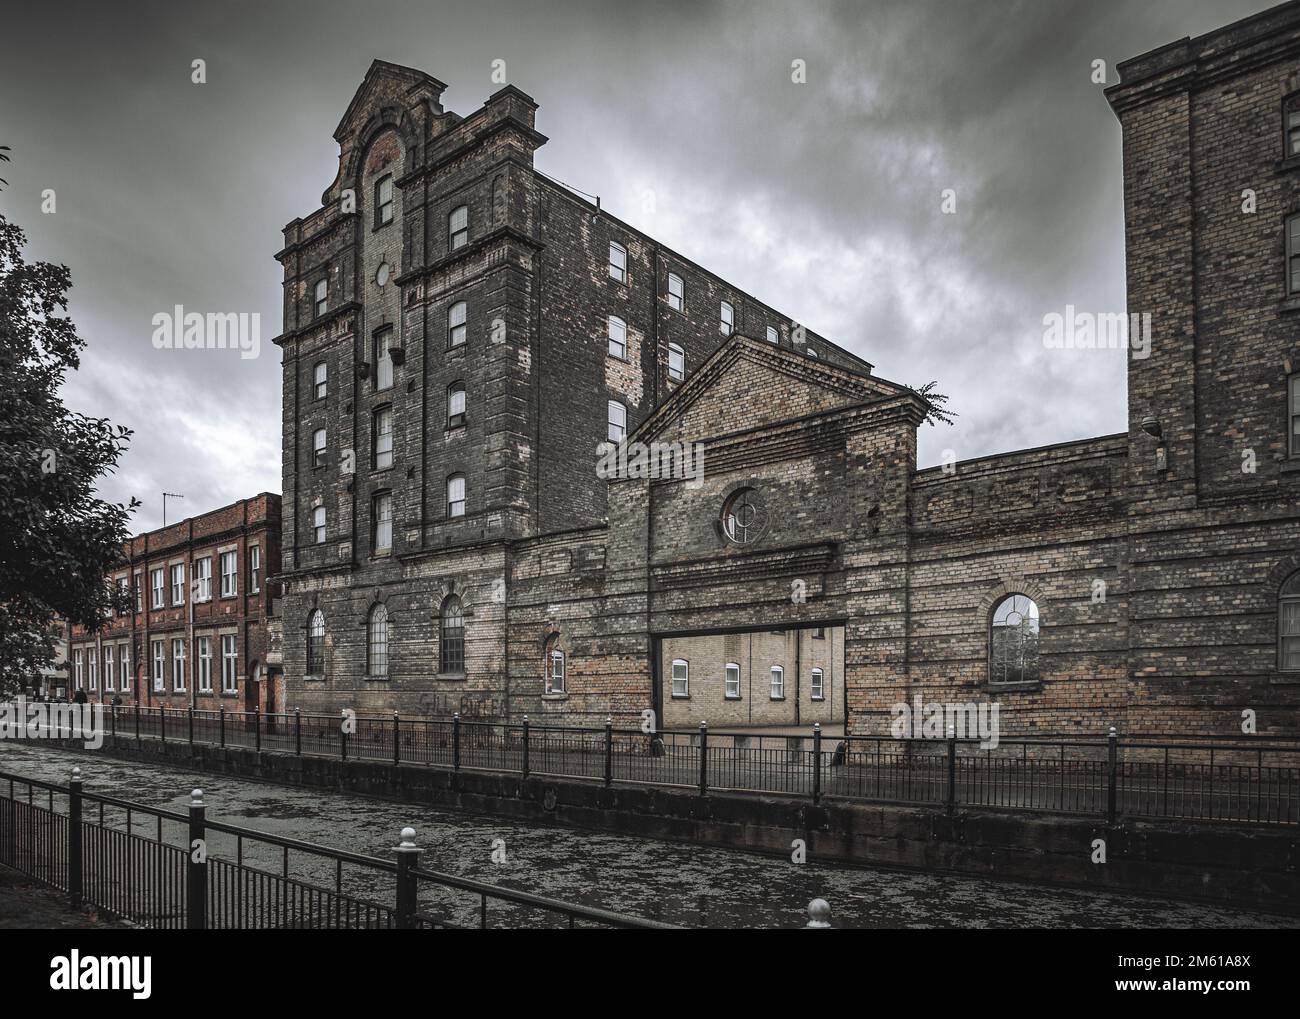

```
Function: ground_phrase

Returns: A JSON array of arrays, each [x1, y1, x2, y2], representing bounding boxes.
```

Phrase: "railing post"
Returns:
[[67, 766, 83, 909], [946, 724, 957, 814], [340, 709, 348, 761], [159, 702, 166, 744], [393, 712, 401, 767], [110, 704, 117, 742], [219, 706, 225, 748], [804, 897, 832, 929], [698, 721, 708, 797], [812, 722, 822, 805], [453, 713, 461, 771], [134, 701, 140, 744], [1106, 725, 1118, 825], [604, 716, 614, 787], [254, 705, 261, 753], [394, 826, 422, 930], [521, 715, 530, 779], [188, 707, 194, 747], [187, 788, 207, 930], [294, 707, 301, 757]]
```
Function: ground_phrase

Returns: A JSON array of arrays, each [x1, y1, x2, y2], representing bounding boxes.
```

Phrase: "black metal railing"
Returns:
[[0, 767, 677, 929], [41, 706, 1300, 826]]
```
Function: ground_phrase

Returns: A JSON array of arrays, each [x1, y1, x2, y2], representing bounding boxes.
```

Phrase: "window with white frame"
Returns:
[[104, 645, 114, 691], [367, 605, 389, 678], [170, 563, 185, 605], [1289, 373, 1300, 458], [194, 556, 212, 601], [447, 381, 466, 427], [151, 567, 164, 608], [249, 545, 261, 593], [313, 506, 326, 544], [374, 406, 394, 469], [811, 667, 824, 700], [221, 634, 238, 693], [116, 576, 129, 615], [375, 174, 394, 226], [88, 650, 97, 691], [372, 491, 393, 553], [307, 610, 325, 675], [220, 551, 237, 597], [770, 665, 785, 699], [119, 645, 130, 694], [152, 640, 164, 691], [608, 241, 627, 284], [314, 361, 327, 399], [667, 272, 683, 312], [607, 400, 627, 443], [546, 647, 565, 695], [720, 301, 734, 336], [725, 662, 740, 699], [172, 638, 186, 691], [671, 659, 689, 698], [73, 649, 83, 690], [314, 276, 328, 318], [447, 474, 466, 518], [448, 204, 468, 250], [607, 315, 626, 359], [668, 343, 684, 382], [312, 428, 327, 468], [134, 574, 143, 612], [766, 325, 779, 344], [197, 636, 213, 693], [1280, 570, 1300, 671], [373, 327, 395, 390], [448, 301, 467, 348]]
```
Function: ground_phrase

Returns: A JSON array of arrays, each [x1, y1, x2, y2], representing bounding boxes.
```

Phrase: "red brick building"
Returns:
[[69, 494, 282, 713]]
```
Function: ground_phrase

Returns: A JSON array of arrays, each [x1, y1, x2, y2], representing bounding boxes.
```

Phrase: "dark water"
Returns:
[[1, 742, 1295, 929]]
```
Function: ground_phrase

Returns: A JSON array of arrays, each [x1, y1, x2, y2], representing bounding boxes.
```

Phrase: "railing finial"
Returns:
[[805, 898, 832, 928], [396, 826, 419, 852], [70, 765, 82, 783], [190, 788, 204, 807]]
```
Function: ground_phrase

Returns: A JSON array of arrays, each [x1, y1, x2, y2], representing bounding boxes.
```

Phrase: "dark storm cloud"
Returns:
[[0, 0, 1275, 528]]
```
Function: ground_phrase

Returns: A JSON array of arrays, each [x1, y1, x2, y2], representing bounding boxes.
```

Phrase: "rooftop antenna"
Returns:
[[162, 492, 185, 526]]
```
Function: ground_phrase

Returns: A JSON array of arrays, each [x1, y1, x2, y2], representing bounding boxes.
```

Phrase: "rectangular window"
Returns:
[[447, 303, 467, 348], [73, 649, 83, 690], [374, 406, 394, 469], [312, 428, 327, 468], [314, 277, 328, 318], [313, 506, 326, 544], [811, 668, 824, 700], [1288, 98, 1300, 156], [197, 636, 213, 693], [609, 241, 627, 284], [671, 659, 689, 698], [447, 384, 466, 427], [373, 328, 394, 390], [373, 492, 393, 553], [720, 301, 734, 336], [770, 666, 785, 699], [607, 400, 627, 443], [120, 645, 131, 695], [375, 175, 394, 226], [1290, 373, 1300, 458], [194, 556, 212, 602], [170, 563, 185, 605], [314, 361, 327, 399], [172, 638, 186, 692], [447, 475, 466, 518], [724, 663, 740, 699], [766, 325, 779, 344], [151, 567, 164, 609], [103, 645, 114, 692], [1289, 214, 1300, 296], [88, 651, 97, 692], [249, 545, 261, 593], [667, 272, 683, 312], [221, 634, 238, 694], [448, 205, 468, 250], [607, 315, 626, 359], [547, 650, 565, 695], [134, 573, 143, 612], [152, 640, 165, 692], [219, 551, 237, 597], [668, 343, 685, 382]]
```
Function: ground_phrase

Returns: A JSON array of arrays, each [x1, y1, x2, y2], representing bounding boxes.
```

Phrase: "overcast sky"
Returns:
[[0, 0, 1275, 532]]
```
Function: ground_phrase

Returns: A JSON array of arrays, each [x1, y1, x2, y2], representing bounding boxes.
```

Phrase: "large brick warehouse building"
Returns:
[[274, 4, 1300, 739]]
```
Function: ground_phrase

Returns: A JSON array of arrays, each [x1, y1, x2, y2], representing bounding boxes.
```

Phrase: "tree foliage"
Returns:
[[910, 380, 958, 428], [0, 209, 137, 692]]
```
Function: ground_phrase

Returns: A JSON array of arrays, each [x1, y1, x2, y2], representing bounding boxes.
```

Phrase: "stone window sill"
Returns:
[[1279, 458, 1300, 474], [988, 680, 1043, 693], [437, 672, 467, 682], [541, 692, 568, 701]]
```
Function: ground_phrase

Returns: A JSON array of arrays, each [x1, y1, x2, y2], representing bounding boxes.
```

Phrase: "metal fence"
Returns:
[[0, 767, 678, 929], [56, 705, 1300, 826]]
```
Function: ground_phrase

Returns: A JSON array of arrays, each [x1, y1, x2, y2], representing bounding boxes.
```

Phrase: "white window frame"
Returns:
[[151, 567, 164, 609], [194, 556, 212, 602], [811, 667, 824, 701], [447, 382, 466, 427], [314, 277, 328, 318], [724, 662, 741, 700], [170, 563, 185, 605], [197, 636, 213, 693], [376, 175, 394, 225], [314, 361, 327, 399], [668, 343, 685, 382], [134, 573, 143, 612], [249, 545, 261, 593], [171, 638, 186, 692], [373, 491, 394, 553], [73, 649, 83, 690], [313, 505, 326, 544], [119, 644, 131, 694], [103, 645, 114, 692], [671, 659, 689, 699], [720, 301, 734, 336], [607, 400, 627, 443], [151, 640, 165, 692], [546, 648, 566, 695], [607, 315, 627, 359], [447, 475, 466, 519], [667, 272, 683, 312], [219, 550, 237, 598], [449, 204, 468, 250], [373, 328, 395, 390], [374, 406, 394, 469], [766, 325, 779, 344], [608, 241, 627, 284], [221, 634, 238, 694], [770, 665, 785, 700], [448, 302, 467, 348], [88, 650, 97, 692]]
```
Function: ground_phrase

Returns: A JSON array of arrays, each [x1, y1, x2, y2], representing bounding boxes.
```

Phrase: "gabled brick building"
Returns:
[[275, 4, 1300, 739], [69, 494, 282, 712]]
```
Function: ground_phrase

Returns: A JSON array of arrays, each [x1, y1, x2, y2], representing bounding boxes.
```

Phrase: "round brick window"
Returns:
[[721, 487, 764, 545]]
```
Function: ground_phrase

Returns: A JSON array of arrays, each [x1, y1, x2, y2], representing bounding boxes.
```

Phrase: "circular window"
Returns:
[[375, 262, 391, 287], [721, 487, 764, 545]]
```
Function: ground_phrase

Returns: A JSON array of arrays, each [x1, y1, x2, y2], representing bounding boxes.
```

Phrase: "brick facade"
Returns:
[[275, 7, 1300, 740]]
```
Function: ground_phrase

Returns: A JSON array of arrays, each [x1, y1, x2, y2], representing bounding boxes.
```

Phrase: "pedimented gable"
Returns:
[[634, 335, 915, 445]]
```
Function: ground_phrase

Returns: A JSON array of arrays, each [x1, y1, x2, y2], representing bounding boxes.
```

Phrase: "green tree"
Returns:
[[910, 380, 957, 428], [0, 209, 137, 693]]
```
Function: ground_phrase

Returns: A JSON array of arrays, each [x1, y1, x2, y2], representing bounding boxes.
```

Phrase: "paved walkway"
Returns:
[[0, 866, 123, 929]]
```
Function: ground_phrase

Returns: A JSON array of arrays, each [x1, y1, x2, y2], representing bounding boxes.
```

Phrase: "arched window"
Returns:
[[811, 667, 824, 700], [448, 301, 467, 347], [668, 343, 685, 382], [447, 381, 466, 427], [721, 487, 762, 545], [607, 400, 627, 443], [447, 474, 466, 518], [545, 638, 565, 695], [671, 659, 689, 698], [448, 205, 468, 250], [368, 603, 389, 677], [1281, 571, 1300, 672], [307, 610, 325, 675], [440, 596, 465, 674], [607, 315, 627, 359], [990, 594, 1040, 684]]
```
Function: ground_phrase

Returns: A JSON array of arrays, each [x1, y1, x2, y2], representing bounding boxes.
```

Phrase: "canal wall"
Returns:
[[69, 736, 1300, 914]]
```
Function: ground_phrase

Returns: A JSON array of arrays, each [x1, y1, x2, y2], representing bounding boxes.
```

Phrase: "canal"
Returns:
[[1, 742, 1295, 929]]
